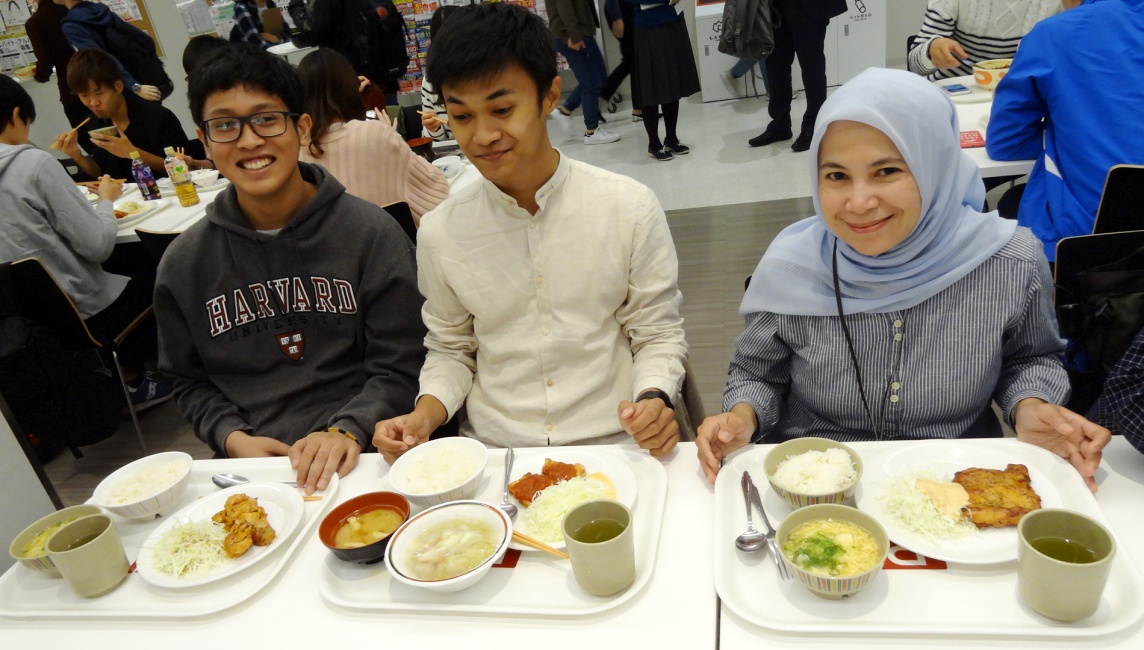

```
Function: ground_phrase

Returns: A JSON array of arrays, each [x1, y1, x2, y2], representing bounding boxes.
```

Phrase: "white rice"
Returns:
[[105, 460, 188, 505], [771, 448, 856, 494], [395, 447, 480, 494]]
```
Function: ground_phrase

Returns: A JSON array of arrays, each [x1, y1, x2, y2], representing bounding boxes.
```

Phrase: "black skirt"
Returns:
[[631, 18, 701, 107]]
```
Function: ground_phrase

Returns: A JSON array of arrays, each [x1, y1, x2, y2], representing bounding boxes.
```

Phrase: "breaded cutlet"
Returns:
[[952, 463, 1042, 528]]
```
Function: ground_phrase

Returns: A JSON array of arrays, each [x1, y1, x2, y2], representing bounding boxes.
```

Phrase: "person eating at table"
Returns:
[[373, 3, 688, 462], [696, 68, 1110, 491], [53, 48, 211, 181], [153, 44, 427, 494]]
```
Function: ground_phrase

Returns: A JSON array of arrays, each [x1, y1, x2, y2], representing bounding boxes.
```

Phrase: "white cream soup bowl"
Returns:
[[384, 500, 512, 593]]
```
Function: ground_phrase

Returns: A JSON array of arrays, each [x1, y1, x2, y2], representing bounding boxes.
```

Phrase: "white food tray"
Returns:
[[714, 439, 1144, 638], [0, 458, 337, 619], [318, 448, 667, 616]]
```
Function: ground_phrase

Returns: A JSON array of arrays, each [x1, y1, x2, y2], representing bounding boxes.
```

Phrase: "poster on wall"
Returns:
[[178, 0, 216, 35], [103, 0, 143, 21], [209, 1, 237, 40], [0, 0, 31, 29]]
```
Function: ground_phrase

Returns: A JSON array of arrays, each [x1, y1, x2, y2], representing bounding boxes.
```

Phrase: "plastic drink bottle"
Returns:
[[129, 151, 162, 201], [163, 146, 200, 207]]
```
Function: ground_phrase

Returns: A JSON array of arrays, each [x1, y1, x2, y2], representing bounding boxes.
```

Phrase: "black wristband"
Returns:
[[636, 389, 674, 411]]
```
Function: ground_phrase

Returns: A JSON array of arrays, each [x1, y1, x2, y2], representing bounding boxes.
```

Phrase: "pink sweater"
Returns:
[[299, 119, 449, 225]]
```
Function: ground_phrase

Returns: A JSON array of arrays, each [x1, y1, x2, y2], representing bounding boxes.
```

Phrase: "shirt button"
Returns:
[[894, 333, 902, 342], [893, 320, 902, 328], [545, 424, 553, 432], [535, 276, 543, 284], [890, 395, 900, 403], [546, 379, 554, 387], [891, 381, 901, 390], [542, 327, 550, 336], [529, 220, 537, 229]]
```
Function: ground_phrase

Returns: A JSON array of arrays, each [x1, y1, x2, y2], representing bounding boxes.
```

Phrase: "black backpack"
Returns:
[[104, 16, 173, 97], [718, 0, 776, 61], [355, 0, 410, 86]]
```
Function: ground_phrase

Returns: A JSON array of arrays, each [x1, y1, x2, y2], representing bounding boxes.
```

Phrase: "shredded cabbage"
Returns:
[[151, 520, 229, 577], [877, 469, 978, 543], [520, 476, 613, 543]]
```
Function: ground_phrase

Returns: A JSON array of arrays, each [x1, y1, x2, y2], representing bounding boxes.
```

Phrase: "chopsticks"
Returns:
[[303, 495, 323, 502], [512, 531, 568, 559], [49, 117, 91, 150], [417, 110, 449, 124], [76, 178, 126, 187]]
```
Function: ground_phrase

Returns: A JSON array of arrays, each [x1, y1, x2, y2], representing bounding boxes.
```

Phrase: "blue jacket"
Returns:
[[60, 1, 138, 90], [986, 0, 1144, 260]]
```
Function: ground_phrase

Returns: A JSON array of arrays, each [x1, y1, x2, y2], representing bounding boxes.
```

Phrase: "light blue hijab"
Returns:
[[740, 68, 1017, 317]]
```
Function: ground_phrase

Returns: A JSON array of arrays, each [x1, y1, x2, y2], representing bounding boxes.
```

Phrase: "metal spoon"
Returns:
[[735, 471, 767, 553], [497, 448, 518, 519], [211, 473, 297, 489]]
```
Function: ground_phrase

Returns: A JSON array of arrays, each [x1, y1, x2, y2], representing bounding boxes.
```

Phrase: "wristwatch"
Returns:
[[131, 83, 142, 94], [636, 389, 674, 411]]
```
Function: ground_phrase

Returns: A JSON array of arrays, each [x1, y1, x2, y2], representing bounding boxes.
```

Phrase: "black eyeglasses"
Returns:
[[199, 111, 299, 143]]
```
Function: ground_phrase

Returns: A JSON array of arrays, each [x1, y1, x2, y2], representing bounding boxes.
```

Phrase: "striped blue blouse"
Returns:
[[724, 229, 1069, 443]]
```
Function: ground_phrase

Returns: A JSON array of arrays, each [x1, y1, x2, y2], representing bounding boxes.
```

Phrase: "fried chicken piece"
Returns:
[[952, 464, 1042, 528], [541, 458, 586, 482], [213, 493, 277, 555], [223, 522, 254, 558], [508, 472, 557, 507], [250, 518, 276, 546]]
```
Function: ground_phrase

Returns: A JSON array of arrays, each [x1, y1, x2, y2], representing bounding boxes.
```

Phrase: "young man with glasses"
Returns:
[[153, 44, 426, 494]]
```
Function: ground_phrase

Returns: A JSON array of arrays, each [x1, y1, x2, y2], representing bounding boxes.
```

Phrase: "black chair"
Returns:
[[382, 201, 417, 244], [8, 258, 153, 454], [1093, 165, 1144, 235], [134, 229, 182, 266]]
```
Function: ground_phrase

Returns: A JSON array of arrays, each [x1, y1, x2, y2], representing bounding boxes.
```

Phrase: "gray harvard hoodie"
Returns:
[[154, 163, 427, 455]]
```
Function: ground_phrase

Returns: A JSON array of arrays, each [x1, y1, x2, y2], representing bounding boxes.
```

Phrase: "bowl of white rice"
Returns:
[[91, 451, 193, 518], [764, 438, 862, 510], [388, 438, 488, 509]]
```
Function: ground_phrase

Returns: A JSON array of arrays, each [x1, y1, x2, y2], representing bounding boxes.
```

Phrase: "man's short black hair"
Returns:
[[188, 44, 303, 124], [182, 34, 230, 78], [426, 3, 557, 107], [66, 48, 121, 94], [0, 75, 35, 130]]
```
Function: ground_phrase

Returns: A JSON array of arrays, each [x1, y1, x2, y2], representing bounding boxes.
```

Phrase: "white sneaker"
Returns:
[[583, 128, 620, 145]]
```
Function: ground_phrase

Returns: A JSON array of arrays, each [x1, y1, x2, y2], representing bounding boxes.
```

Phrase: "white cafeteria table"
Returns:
[[941, 75, 1035, 180], [114, 159, 483, 244], [719, 436, 1144, 650], [0, 442, 717, 648]]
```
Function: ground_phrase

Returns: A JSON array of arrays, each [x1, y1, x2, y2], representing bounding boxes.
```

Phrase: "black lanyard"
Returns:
[[832, 240, 882, 440]]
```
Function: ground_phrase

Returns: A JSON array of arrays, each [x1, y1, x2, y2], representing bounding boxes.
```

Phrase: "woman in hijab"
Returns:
[[696, 68, 1109, 491]]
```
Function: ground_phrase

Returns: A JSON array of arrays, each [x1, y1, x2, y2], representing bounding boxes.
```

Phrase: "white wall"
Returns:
[[886, 0, 929, 68], [0, 409, 57, 573]]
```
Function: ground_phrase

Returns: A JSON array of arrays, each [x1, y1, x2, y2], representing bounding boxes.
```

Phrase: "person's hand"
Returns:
[[567, 38, 585, 51], [224, 430, 292, 458], [136, 84, 161, 101], [421, 111, 445, 132], [928, 37, 968, 68], [696, 404, 757, 484], [89, 131, 138, 159], [1014, 398, 1110, 493], [611, 20, 624, 40], [374, 106, 399, 130], [618, 397, 679, 457], [54, 129, 81, 158], [289, 430, 361, 494], [373, 411, 437, 464], [358, 76, 370, 93], [96, 175, 122, 202], [261, 32, 280, 44]]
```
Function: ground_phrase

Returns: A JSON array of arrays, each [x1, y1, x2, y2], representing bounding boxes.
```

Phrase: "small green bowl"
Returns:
[[777, 503, 889, 599], [8, 504, 102, 577], [764, 437, 862, 509]]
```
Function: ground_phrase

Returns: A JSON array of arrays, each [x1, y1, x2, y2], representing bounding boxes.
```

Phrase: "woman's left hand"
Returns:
[[1013, 398, 1110, 493]]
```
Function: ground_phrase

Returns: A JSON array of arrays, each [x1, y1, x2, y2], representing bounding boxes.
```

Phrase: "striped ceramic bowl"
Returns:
[[91, 451, 193, 519], [777, 503, 889, 600], [8, 504, 102, 576], [763, 437, 862, 510], [388, 438, 488, 510]]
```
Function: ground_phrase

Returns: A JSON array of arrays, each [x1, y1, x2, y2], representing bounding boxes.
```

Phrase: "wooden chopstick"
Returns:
[[50, 117, 91, 150], [303, 495, 323, 502], [512, 531, 568, 559], [76, 178, 126, 187], [417, 110, 448, 124]]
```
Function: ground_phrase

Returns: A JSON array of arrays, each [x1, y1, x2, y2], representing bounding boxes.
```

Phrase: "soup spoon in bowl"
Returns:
[[735, 471, 767, 553]]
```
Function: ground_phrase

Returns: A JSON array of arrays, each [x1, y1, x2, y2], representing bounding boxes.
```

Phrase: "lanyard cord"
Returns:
[[832, 240, 881, 440]]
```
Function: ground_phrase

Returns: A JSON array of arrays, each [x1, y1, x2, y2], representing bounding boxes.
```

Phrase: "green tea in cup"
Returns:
[[571, 518, 626, 544]]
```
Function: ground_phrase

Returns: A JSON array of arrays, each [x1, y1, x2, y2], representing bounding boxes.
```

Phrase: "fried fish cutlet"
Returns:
[[952, 464, 1041, 528], [541, 458, 586, 482]]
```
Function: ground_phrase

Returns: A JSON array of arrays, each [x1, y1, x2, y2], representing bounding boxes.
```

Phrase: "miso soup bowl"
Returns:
[[763, 437, 862, 510], [384, 500, 511, 593], [973, 58, 1013, 90], [777, 504, 889, 600], [319, 491, 410, 564], [8, 504, 102, 576]]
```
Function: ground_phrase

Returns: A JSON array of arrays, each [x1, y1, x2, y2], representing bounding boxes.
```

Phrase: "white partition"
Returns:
[[0, 406, 57, 573]]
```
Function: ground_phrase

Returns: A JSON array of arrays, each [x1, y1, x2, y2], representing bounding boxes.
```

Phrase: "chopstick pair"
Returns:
[[49, 116, 91, 150], [417, 110, 449, 124], [512, 531, 568, 559], [76, 178, 126, 186]]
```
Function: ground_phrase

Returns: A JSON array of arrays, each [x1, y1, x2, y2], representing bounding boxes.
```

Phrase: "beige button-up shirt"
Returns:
[[415, 153, 687, 447]]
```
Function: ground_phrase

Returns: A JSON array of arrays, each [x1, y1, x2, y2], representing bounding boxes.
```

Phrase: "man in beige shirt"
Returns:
[[373, 3, 687, 461]]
